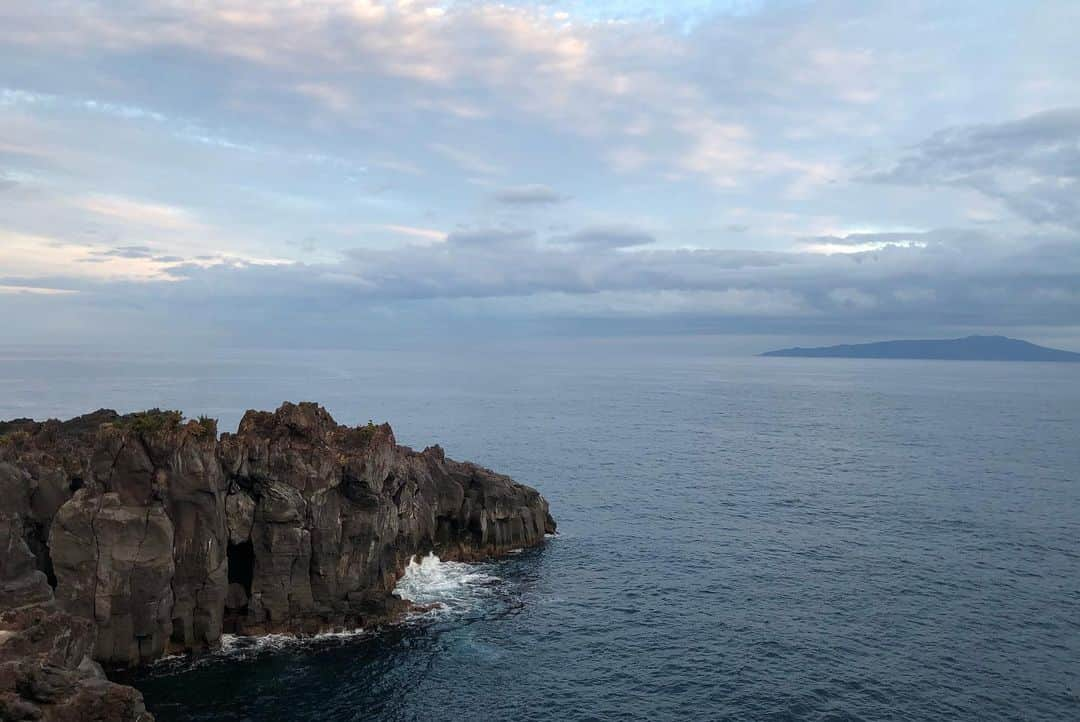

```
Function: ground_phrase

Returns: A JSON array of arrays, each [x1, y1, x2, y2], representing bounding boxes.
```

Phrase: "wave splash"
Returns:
[[148, 627, 370, 672], [393, 552, 501, 616], [217, 628, 367, 656]]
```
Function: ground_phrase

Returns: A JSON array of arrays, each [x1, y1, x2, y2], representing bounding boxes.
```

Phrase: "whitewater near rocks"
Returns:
[[0, 402, 554, 720]]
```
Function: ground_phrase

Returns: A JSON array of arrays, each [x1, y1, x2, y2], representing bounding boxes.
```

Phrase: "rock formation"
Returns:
[[0, 403, 555, 719]]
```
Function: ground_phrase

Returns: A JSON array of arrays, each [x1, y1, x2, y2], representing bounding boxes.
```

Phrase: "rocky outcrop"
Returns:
[[0, 403, 554, 696], [1, 482, 153, 720], [212, 405, 554, 637]]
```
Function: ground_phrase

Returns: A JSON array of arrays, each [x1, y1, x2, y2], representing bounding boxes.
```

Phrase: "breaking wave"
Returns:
[[392, 552, 502, 617], [147, 628, 369, 673], [216, 628, 368, 658]]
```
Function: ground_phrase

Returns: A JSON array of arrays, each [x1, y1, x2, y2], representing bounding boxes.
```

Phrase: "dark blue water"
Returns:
[[2, 338, 1078, 721]]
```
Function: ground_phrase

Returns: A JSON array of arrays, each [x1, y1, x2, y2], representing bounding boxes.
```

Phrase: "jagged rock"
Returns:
[[0, 402, 554, 677], [0, 514, 52, 611], [224, 491, 254, 545]]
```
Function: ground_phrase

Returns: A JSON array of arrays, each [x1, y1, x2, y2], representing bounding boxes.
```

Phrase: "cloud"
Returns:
[[81, 246, 188, 264], [76, 194, 202, 231], [867, 108, 1080, 231], [445, 228, 535, 247], [1, 0, 1020, 196], [493, 185, 568, 205], [551, 225, 656, 249], [0, 231, 181, 281], [461, 288, 813, 319], [2, 1, 1080, 345], [828, 287, 878, 310], [23, 226, 1063, 330], [797, 232, 928, 255], [377, 225, 447, 242], [94, 245, 155, 259], [0, 283, 77, 296], [429, 143, 502, 176], [3, 222, 1079, 351]]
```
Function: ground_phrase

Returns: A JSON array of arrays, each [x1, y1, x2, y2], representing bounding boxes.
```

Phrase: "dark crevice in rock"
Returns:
[[226, 540, 254, 598], [23, 519, 57, 589]]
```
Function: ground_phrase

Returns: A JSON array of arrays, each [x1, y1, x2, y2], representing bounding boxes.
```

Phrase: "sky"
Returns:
[[1, 0, 1079, 350]]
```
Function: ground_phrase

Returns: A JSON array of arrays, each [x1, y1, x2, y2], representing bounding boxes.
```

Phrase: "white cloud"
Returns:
[[75, 194, 203, 231], [0, 230, 180, 281], [0, 284, 78, 295]]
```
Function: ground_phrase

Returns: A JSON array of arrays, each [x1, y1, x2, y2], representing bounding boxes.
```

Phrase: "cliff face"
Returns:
[[0, 403, 554, 718], [1, 415, 155, 721]]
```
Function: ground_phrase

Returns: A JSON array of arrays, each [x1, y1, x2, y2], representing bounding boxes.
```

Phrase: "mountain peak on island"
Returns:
[[760, 335, 1080, 362]]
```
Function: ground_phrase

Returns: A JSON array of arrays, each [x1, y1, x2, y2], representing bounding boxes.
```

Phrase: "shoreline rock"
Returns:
[[0, 403, 555, 719]]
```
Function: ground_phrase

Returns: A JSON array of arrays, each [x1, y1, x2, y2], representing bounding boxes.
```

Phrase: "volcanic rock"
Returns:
[[0, 402, 554, 716]]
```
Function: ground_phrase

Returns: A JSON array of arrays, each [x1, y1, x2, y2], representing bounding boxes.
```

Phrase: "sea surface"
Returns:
[[2, 338, 1078, 721]]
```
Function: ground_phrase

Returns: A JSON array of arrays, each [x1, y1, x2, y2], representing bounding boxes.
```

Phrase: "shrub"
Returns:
[[121, 409, 183, 435], [341, 420, 381, 448], [191, 415, 218, 438], [181, 415, 218, 439], [0, 430, 30, 447]]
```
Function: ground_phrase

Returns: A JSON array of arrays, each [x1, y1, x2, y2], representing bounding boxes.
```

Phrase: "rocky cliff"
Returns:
[[0, 403, 555, 719]]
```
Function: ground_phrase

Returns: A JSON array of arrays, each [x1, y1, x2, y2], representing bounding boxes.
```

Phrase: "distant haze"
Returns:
[[2, 1, 1079, 350]]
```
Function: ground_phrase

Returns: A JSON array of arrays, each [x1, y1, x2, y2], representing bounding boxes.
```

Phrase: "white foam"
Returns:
[[147, 627, 371, 674], [312, 627, 367, 640], [392, 552, 500, 616], [219, 632, 298, 656], [217, 627, 367, 654]]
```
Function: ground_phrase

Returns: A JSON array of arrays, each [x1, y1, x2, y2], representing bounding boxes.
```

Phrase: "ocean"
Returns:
[[2, 338, 1077, 721]]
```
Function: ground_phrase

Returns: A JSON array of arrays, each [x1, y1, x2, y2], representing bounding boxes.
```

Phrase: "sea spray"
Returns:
[[144, 628, 371, 673], [392, 553, 502, 616]]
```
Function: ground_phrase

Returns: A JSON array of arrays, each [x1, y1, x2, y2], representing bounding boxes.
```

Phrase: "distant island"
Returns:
[[760, 335, 1080, 362]]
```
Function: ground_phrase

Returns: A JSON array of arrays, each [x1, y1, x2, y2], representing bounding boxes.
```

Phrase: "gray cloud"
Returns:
[[24, 227, 1064, 332], [445, 229, 536, 247], [868, 108, 1080, 231], [97, 245, 155, 259], [552, 226, 656, 249], [493, 185, 568, 205], [72, 245, 186, 265], [4, 224, 1078, 352]]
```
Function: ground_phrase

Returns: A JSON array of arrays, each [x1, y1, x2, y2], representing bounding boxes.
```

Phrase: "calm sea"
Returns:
[[2, 338, 1078, 721]]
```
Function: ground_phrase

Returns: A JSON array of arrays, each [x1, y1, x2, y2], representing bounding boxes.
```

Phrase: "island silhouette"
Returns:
[[761, 335, 1080, 362]]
